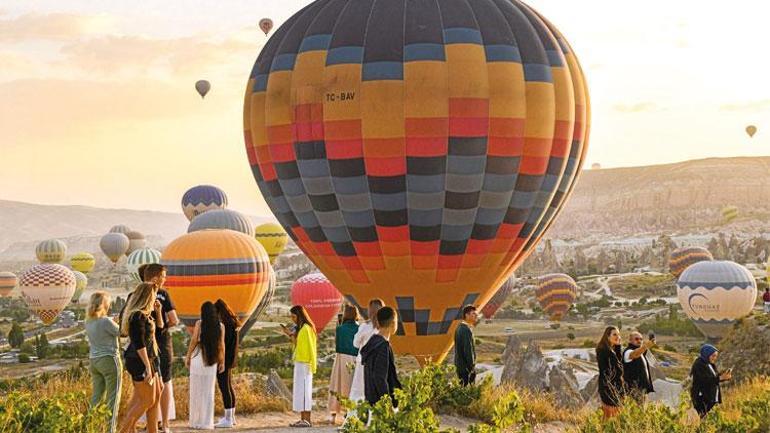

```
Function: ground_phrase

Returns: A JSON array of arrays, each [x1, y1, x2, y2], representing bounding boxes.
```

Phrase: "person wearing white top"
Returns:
[[346, 299, 384, 423], [621, 332, 656, 403]]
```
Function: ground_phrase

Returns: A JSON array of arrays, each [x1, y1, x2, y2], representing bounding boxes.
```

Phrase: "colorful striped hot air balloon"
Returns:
[[161, 230, 270, 330], [181, 185, 228, 221], [109, 225, 132, 235], [240, 264, 276, 341], [70, 252, 96, 274], [291, 273, 343, 332], [677, 261, 757, 341], [188, 209, 255, 236], [100, 233, 130, 264], [19, 264, 76, 325], [254, 223, 288, 264], [36, 239, 67, 264], [536, 274, 578, 321], [71, 270, 88, 303], [721, 206, 739, 224], [126, 231, 147, 255], [243, 0, 589, 363], [669, 247, 713, 278], [0, 272, 17, 297], [127, 248, 162, 283], [480, 274, 516, 319]]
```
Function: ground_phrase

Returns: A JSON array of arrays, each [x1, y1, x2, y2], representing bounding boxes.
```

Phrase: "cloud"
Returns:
[[0, 12, 115, 42], [720, 100, 770, 112], [613, 102, 659, 113]]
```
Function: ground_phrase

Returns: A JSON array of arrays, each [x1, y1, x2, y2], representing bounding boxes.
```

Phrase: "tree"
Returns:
[[35, 333, 50, 359], [18, 353, 30, 363], [567, 333, 576, 341], [8, 322, 24, 348]]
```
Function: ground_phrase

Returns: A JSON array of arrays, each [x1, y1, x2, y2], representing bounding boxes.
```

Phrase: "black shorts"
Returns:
[[158, 348, 172, 383], [125, 356, 160, 382]]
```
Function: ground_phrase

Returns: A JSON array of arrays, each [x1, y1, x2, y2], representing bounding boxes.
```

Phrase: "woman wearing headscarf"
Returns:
[[690, 344, 732, 418], [596, 326, 625, 419]]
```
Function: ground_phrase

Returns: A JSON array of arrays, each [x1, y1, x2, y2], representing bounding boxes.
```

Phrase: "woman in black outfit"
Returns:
[[118, 283, 164, 433], [215, 299, 241, 428], [596, 326, 625, 419], [691, 344, 732, 418]]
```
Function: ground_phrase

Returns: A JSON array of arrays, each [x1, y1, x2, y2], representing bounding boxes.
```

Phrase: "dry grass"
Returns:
[[517, 388, 591, 426], [172, 373, 288, 418]]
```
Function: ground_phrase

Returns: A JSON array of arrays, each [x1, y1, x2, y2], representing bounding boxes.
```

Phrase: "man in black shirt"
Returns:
[[361, 306, 401, 408], [454, 305, 478, 385], [622, 331, 655, 403]]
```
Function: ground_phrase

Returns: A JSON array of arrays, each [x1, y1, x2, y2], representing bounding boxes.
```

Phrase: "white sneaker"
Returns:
[[214, 419, 234, 429]]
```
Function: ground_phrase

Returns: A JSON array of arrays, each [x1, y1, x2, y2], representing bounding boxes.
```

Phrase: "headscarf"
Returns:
[[699, 344, 718, 363]]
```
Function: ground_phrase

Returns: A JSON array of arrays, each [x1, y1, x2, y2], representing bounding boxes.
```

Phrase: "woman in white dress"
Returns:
[[185, 301, 225, 430], [348, 299, 384, 403]]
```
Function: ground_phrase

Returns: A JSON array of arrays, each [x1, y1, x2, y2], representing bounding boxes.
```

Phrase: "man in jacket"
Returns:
[[622, 332, 655, 403], [361, 306, 401, 407], [454, 305, 478, 385]]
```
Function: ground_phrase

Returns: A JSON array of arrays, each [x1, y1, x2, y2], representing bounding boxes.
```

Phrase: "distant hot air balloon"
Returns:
[[181, 185, 228, 221], [536, 274, 578, 321], [254, 223, 288, 265], [291, 273, 343, 332], [677, 261, 757, 341], [188, 209, 255, 236], [126, 231, 147, 255], [721, 205, 739, 224], [127, 248, 162, 283], [195, 80, 211, 98], [669, 247, 713, 278], [591, 163, 601, 170], [71, 270, 88, 303], [746, 125, 757, 138], [243, 0, 590, 363], [109, 225, 132, 235], [0, 272, 17, 297], [161, 230, 270, 331], [258, 18, 273, 35], [239, 264, 276, 342], [36, 239, 67, 264], [70, 252, 96, 274], [100, 233, 130, 264], [480, 275, 516, 319], [19, 264, 76, 325]]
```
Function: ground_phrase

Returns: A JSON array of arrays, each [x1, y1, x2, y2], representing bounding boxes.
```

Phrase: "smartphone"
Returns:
[[648, 332, 655, 341]]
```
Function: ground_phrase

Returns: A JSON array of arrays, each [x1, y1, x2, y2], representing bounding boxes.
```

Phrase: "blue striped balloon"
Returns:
[[181, 185, 228, 221], [188, 209, 254, 237]]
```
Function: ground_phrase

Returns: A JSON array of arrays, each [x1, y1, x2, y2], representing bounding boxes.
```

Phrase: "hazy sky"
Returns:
[[1, 0, 768, 216]]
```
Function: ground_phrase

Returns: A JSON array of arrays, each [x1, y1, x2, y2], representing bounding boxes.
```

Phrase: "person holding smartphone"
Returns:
[[622, 331, 656, 403], [690, 344, 732, 418]]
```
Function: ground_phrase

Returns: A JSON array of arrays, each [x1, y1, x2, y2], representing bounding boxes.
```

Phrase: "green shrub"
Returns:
[[0, 390, 109, 433]]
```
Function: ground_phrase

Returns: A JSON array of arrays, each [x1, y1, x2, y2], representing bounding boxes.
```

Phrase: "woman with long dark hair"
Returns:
[[282, 305, 317, 428], [185, 301, 225, 429], [214, 299, 241, 428], [596, 326, 625, 419]]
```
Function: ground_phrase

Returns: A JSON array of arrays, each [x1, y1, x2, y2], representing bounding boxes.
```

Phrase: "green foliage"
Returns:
[[567, 333, 576, 341], [236, 347, 292, 375], [638, 308, 703, 338], [17, 353, 30, 363], [35, 334, 50, 359], [7, 322, 24, 348], [0, 390, 109, 433], [20, 342, 35, 355], [171, 330, 188, 357]]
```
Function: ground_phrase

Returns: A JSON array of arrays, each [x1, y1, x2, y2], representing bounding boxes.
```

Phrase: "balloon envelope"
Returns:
[[746, 125, 757, 137], [100, 233, 130, 264], [19, 264, 76, 325], [239, 264, 276, 341], [36, 239, 67, 264], [677, 260, 757, 341], [0, 272, 17, 297], [480, 275, 516, 319], [291, 273, 343, 332], [195, 80, 211, 98], [71, 270, 88, 303], [721, 206, 738, 224], [109, 225, 131, 235], [126, 231, 147, 255], [127, 248, 162, 283], [258, 18, 274, 35], [254, 222, 288, 264], [669, 247, 713, 278], [181, 185, 228, 221], [70, 252, 96, 274], [243, 0, 589, 363], [189, 209, 255, 237], [536, 274, 578, 321]]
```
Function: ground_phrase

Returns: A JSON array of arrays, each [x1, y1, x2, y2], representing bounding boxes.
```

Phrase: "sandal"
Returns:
[[290, 420, 312, 428]]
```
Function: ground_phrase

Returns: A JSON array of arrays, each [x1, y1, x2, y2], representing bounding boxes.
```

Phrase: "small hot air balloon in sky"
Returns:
[[669, 247, 713, 279], [181, 185, 228, 222], [71, 270, 88, 303], [239, 264, 276, 342], [677, 261, 757, 341], [36, 239, 67, 264], [258, 18, 273, 35], [536, 274, 578, 321], [109, 225, 132, 235], [243, 0, 589, 363], [480, 274, 516, 319], [291, 273, 343, 332], [591, 163, 601, 170], [70, 252, 96, 274], [721, 205, 739, 224], [19, 264, 76, 325], [254, 222, 288, 265], [188, 209, 255, 236], [161, 230, 270, 331], [195, 80, 211, 98], [746, 125, 757, 138], [100, 233, 130, 264], [127, 248, 162, 283], [126, 231, 147, 255], [0, 272, 17, 297]]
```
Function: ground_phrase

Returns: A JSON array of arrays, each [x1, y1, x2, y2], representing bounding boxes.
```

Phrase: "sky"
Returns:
[[1, 0, 768, 216]]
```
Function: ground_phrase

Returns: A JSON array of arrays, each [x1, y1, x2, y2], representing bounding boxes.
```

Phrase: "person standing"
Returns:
[[118, 283, 164, 433], [328, 305, 359, 424], [85, 291, 122, 433], [622, 332, 656, 403], [690, 344, 732, 418], [361, 306, 402, 407], [349, 299, 383, 403], [763, 288, 770, 314], [454, 305, 478, 385], [596, 326, 625, 419], [283, 305, 317, 428], [214, 299, 241, 428], [185, 301, 225, 430]]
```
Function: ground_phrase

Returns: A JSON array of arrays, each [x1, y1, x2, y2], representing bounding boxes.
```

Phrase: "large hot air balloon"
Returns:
[[100, 233, 130, 264], [291, 273, 343, 332], [243, 0, 589, 363], [254, 223, 288, 264], [109, 225, 132, 235], [127, 248, 162, 283], [36, 239, 67, 264], [126, 231, 147, 255], [746, 125, 757, 138], [536, 274, 578, 321], [71, 270, 88, 303], [677, 261, 757, 341], [0, 272, 17, 297], [19, 264, 76, 325], [195, 80, 211, 98], [480, 274, 516, 319], [188, 209, 255, 236], [239, 264, 276, 342], [259, 18, 274, 35], [181, 185, 229, 221], [669, 247, 713, 279], [70, 252, 96, 274], [721, 205, 738, 224], [161, 230, 270, 330]]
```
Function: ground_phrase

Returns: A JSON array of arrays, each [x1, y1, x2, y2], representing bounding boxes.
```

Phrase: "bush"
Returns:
[[0, 390, 109, 433], [17, 353, 30, 363]]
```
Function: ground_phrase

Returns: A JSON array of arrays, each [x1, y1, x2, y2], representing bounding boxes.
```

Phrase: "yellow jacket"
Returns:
[[294, 324, 317, 373]]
